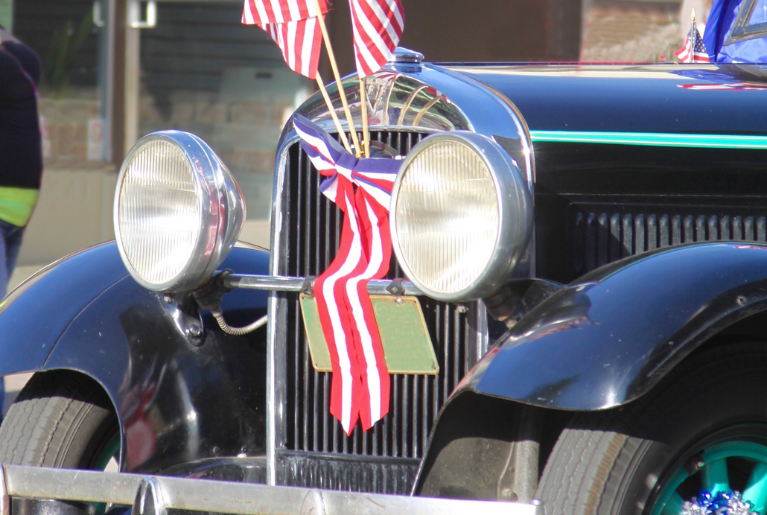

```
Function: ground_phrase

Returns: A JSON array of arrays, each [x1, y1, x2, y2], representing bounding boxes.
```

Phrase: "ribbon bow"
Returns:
[[293, 114, 400, 434]]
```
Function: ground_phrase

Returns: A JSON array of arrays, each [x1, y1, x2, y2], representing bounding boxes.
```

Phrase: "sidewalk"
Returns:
[[8, 264, 45, 293]]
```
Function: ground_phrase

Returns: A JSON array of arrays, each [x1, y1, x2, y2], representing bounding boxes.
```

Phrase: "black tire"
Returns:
[[537, 340, 767, 515], [0, 370, 118, 469]]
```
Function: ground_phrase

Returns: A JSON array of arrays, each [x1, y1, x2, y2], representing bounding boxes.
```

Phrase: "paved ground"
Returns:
[[3, 373, 32, 417]]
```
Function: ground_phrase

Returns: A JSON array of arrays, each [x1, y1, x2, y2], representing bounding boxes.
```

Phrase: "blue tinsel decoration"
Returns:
[[681, 491, 759, 515]]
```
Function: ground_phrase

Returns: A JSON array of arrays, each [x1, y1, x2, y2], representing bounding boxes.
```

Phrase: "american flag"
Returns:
[[241, 0, 327, 27], [264, 18, 323, 79], [349, 0, 405, 77], [293, 114, 400, 434], [675, 23, 710, 63]]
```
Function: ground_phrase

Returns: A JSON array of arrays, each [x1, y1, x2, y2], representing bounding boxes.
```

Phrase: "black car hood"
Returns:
[[447, 63, 767, 135]]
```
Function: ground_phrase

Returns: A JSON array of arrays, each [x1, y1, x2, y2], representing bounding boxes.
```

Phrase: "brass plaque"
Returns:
[[299, 294, 439, 375]]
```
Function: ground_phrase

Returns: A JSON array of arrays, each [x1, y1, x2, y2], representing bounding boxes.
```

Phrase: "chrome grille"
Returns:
[[573, 209, 767, 275], [274, 130, 484, 493]]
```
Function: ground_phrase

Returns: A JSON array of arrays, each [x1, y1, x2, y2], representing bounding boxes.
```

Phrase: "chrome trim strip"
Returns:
[[530, 130, 767, 149], [265, 138, 296, 486], [224, 275, 422, 296], [0, 465, 7, 515], [2, 465, 545, 515]]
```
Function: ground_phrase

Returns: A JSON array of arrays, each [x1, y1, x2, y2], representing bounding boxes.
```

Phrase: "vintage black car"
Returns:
[[2, 50, 767, 515]]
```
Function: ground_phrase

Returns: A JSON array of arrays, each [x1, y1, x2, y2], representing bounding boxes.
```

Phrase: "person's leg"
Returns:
[[0, 220, 9, 299], [4, 223, 24, 290], [0, 220, 17, 423]]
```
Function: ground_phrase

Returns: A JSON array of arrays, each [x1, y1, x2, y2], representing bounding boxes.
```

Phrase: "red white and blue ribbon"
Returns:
[[293, 114, 400, 434]]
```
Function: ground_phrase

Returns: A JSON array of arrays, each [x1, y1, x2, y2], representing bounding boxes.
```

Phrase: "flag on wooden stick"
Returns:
[[265, 18, 323, 79], [675, 10, 710, 63], [242, 0, 328, 27], [349, 0, 404, 77], [241, 0, 357, 153]]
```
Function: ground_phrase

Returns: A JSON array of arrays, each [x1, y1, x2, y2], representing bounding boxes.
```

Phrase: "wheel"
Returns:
[[0, 370, 119, 470], [537, 340, 767, 515]]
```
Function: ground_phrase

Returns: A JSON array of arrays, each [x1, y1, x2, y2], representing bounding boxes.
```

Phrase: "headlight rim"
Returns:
[[114, 130, 243, 293], [389, 131, 533, 303]]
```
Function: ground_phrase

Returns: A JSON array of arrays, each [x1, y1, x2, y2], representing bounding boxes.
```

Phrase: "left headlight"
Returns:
[[390, 131, 533, 302], [114, 131, 245, 292]]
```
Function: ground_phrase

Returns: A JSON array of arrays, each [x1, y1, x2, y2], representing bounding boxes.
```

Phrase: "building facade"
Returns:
[[1, 0, 684, 270]]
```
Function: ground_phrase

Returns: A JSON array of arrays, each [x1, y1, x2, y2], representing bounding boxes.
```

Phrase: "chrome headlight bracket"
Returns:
[[390, 131, 533, 303], [114, 131, 246, 293]]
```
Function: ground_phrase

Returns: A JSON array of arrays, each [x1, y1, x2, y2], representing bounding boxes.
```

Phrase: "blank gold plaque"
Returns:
[[299, 294, 439, 375]]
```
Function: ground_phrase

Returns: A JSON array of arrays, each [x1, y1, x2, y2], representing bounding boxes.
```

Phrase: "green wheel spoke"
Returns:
[[744, 463, 767, 513], [702, 458, 730, 495], [651, 469, 690, 515], [661, 492, 685, 515]]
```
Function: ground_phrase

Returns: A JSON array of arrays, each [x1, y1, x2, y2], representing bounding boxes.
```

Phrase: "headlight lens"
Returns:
[[390, 132, 533, 302], [114, 131, 245, 292]]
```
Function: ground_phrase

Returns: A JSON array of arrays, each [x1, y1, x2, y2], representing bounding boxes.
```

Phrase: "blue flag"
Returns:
[[703, 0, 767, 63]]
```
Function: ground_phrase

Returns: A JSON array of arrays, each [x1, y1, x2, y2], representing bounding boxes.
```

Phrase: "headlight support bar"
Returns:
[[222, 274, 423, 296], [193, 272, 422, 336]]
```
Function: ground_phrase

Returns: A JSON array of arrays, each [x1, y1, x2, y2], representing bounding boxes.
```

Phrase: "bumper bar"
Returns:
[[0, 465, 544, 515]]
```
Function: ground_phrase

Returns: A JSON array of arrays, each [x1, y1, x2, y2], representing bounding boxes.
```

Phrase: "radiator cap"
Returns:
[[392, 47, 424, 64]]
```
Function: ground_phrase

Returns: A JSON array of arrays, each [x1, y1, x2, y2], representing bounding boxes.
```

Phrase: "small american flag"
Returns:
[[675, 23, 710, 63], [265, 18, 323, 79], [349, 0, 405, 78], [242, 0, 327, 27]]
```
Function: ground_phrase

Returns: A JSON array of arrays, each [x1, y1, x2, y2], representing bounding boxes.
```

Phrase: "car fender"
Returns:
[[0, 241, 269, 474], [458, 242, 767, 410]]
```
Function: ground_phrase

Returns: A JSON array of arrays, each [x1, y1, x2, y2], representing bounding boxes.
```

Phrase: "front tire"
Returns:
[[537, 340, 767, 515], [0, 370, 118, 469]]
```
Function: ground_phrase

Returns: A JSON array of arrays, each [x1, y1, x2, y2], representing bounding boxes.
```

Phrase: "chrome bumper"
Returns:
[[0, 465, 545, 515]]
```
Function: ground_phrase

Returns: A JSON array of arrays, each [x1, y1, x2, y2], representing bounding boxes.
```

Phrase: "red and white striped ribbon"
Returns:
[[294, 115, 399, 434]]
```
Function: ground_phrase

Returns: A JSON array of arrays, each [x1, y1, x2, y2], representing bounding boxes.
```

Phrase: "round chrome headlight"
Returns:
[[114, 131, 246, 292], [390, 132, 533, 302]]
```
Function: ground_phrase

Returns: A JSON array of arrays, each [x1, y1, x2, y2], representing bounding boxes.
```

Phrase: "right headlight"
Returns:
[[390, 132, 533, 302]]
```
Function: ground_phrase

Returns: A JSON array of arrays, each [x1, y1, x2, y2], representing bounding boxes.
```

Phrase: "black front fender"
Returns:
[[460, 242, 767, 410], [0, 241, 269, 474]]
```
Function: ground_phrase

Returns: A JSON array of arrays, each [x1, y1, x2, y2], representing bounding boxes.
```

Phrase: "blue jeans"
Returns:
[[0, 219, 19, 420], [0, 219, 23, 299]]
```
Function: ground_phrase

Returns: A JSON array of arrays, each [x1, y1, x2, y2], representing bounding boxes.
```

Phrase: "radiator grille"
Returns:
[[573, 210, 767, 275], [276, 130, 483, 493]]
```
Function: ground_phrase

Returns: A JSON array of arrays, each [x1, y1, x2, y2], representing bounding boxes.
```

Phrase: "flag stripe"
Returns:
[[349, 0, 404, 78], [261, 18, 322, 79], [242, 0, 328, 27], [350, 4, 381, 76], [675, 22, 710, 63]]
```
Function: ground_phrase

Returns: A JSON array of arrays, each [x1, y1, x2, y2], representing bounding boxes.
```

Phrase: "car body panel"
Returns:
[[455, 242, 767, 410], [0, 243, 129, 377], [0, 242, 270, 474], [449, 63, 767, 135]]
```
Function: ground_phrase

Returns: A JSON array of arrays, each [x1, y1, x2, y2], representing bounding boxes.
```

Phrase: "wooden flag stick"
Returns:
[[359, 78, 370, 157], [690, 8, 696, 64], [313, 0, 362, 155], [316, 74, 352, 153]]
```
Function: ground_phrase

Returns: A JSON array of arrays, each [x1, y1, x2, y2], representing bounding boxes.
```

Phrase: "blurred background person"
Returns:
[[0, 24, 42, 299]]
